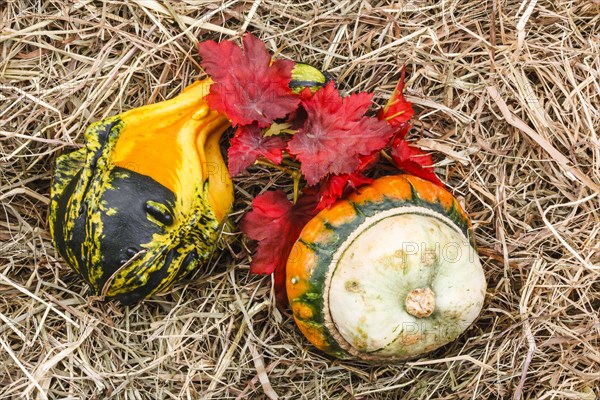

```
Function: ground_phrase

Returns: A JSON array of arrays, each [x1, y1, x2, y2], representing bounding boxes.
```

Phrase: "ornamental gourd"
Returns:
[[49, 79, 233, 304], [286, 175, 486, 361]]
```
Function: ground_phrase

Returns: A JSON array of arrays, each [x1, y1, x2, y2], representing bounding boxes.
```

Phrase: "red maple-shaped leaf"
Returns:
[[197, 33, 299, 127], [315, 152, 378, 210], [316, 172, 373, 210], [228, 124, 288, 176], [377, 66, 415, 129], [390, 121, 411, 142], [391, 138, 445, 187], [287, 82, 396, 185], [240, 190, 318, 306]]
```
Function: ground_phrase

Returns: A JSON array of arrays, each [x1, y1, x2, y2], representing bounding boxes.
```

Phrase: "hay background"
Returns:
[[1, 0, 599, 399]]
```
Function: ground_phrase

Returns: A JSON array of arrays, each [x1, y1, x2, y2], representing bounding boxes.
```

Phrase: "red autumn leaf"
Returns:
[[378, 66, 415, 129], [228, 124, 287, 176], [316, 172, 373, 210], [391, 138, 445, 187], [240, 190, 319, 306], [287, 82, 396, 185], [315, 152, 378, 210], [285, 106, 308, 130], [197, 33, 299, 127], [390, 121, 412, 142]]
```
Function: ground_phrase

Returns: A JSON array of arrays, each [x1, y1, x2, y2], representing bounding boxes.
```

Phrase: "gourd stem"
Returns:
[[405, 287, 436, 318]]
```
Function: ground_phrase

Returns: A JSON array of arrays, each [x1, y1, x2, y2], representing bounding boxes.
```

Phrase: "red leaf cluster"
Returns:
[[198, 34, 446, 306]]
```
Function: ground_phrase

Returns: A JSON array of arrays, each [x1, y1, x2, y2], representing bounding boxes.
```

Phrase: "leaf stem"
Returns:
[[254, 159, 303, 203], [380, 149, 394, 163], [280, 157, 301, 169]]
